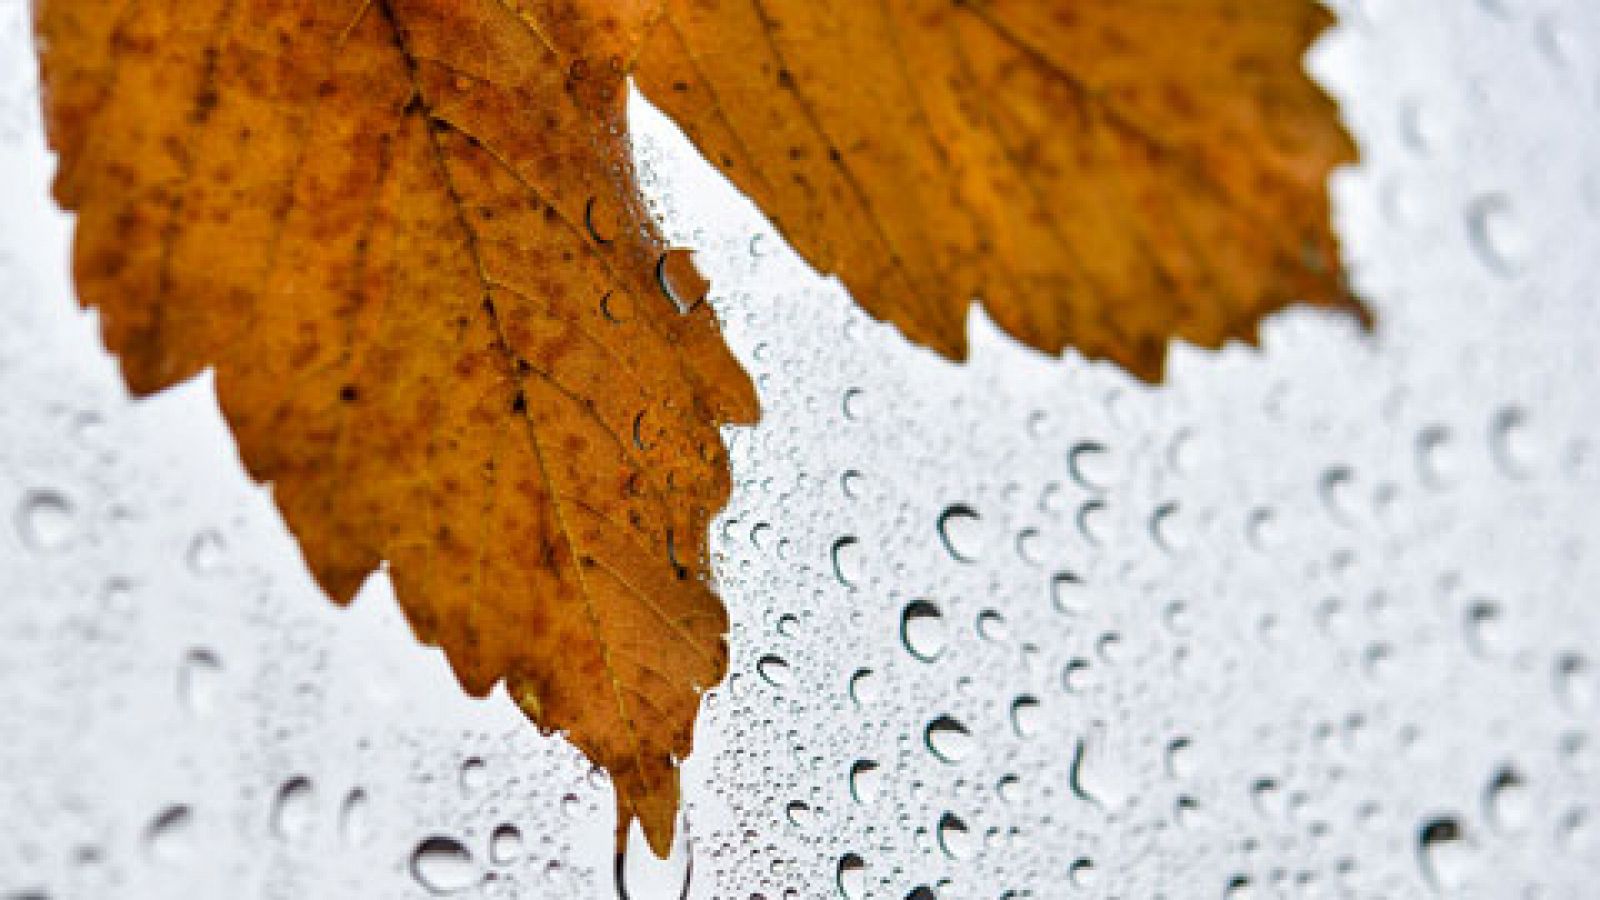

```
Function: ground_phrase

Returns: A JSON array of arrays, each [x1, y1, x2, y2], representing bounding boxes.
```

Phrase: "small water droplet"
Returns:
[[757, 654, 792, 688], [144, 805, 195, 864], [1467, 193, 1528, 275], [1485, 767, 1529, 834], [901, 601, 947, 662], [1490, 407, 1536, 477], [836, 854, 866, 899], [936, 505, 983, 562], [1010, 696, 1042, 738], [177, 647, 223, 716], [849, 761, 882, 803], [830, 536, 861, 587], [411, 836, 479, 895], [784, 801, 813, 829], [339, 789, 370, 847], [1555, 654, 1594, 713], [185, 528, 226, 574], [1418, 817, 1474, 891], [1069, 441, 1114, 490], [489, 824, 523, 864], [1051, 572, 1086, 615], [848, 668, 879, 706], [459, 757, 486, 794], [16, 489, 76, 552], [925, 717, 974, 764], [936, 813, 972, 859], [271, 776, 315, 841], [975, 610, 1008, 642], [1069, 858, 1098, 888]]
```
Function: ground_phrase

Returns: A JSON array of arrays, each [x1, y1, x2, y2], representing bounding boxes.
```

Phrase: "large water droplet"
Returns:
[[925, 717, 974, 764], [901, 601, 947, 662], [411, 836, 479, 895]]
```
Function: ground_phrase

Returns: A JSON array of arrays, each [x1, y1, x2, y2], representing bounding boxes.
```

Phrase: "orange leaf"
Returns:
[[34, 0, 754, 856], [636, 0, 1366, 379]]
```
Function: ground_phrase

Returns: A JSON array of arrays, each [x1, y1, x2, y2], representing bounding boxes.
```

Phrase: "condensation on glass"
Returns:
[[1, 0, 1598, 897]]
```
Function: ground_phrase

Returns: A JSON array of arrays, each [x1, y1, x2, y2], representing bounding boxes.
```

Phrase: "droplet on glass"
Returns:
[[489, 824, 524, 864], [1010, 696, 1042, 739], [16, 489, 76, 552], [901, 601, 947, 662], [1489, 407, 1536, 477], [185, 528, 226, 574], [925, 717, 974, 764], [975, 609, 1008, 643], [936, 813, 972, 859], [936, 504, 984, 562], [177, 647, 223, 716], [1555, 653, 1594, 713], [144, 805, 195, 864], [848, 668, 879, 707], [271, 776, 315, 841], [1050, 572, 1086, 615], [1484, 766, 1529, 834], [837, 854, 866, 899], [339, 789, 370, 847], [757, 654, 793, 688], [1068, 441, 1114, 490], [830, 536, 861, 587], [1466, 193, 1528, 276], [1417, 817, 1474, 891], [411, 836, 479, 895], [849, 761, 882, 804]]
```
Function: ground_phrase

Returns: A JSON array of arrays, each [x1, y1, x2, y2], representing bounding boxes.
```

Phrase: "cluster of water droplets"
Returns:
[[2, 0, 1599, 897]]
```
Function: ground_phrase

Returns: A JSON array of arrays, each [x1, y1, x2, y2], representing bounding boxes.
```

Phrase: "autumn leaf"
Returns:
[[33, 0, 756, 857], [638, 0, 1366, 379], [31, 0, 1360, 858]]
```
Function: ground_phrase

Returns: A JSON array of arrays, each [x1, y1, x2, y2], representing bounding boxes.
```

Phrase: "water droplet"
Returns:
[[339, 789, 370, 847], [830, 536, 861, 587], [784, 801, 813, 829], [459, 757, 487, 793], [848, 668, 879, 706], [936, 505, 983, 562], [975, 610, 1008, 642], [901, 601, 947, 662], [1069, 441, 1114, 490], [1069, 858, 1098, 888], [1464, 600, 1504, 656], [1050, 572, 1086, 615], [841, 388, 865, 421], [1167, 738, 1197, 779], [1069, 721, 1127, 812], [936, 813, 972, 859], [1009, 696, 1042, 738], [1418, 817, 1474, 891], [1062, 658, 1095, 693], [177, 647, 223, 716], [185, 528, 226, 574], [1555, 654, 1594, 713], [489, 824, 523, 864], [836, 854, 866, 899], [1490, 407, 1536, 477], [925, 717, 974, 764], [411, 836, 479, 895], [849, 761, 882, 803], [757, 654, 792, 688], [1467, 193, 1528, 275], [1416, 426, 1459, 487], [1485, 767, 1529, 834], [271, 776, 315, 841], [16, 489, 76, 552], [144, 805, 195, 864]]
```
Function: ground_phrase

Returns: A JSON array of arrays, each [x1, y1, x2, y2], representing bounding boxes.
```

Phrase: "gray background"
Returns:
[[2, 0, 1598, 896]]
